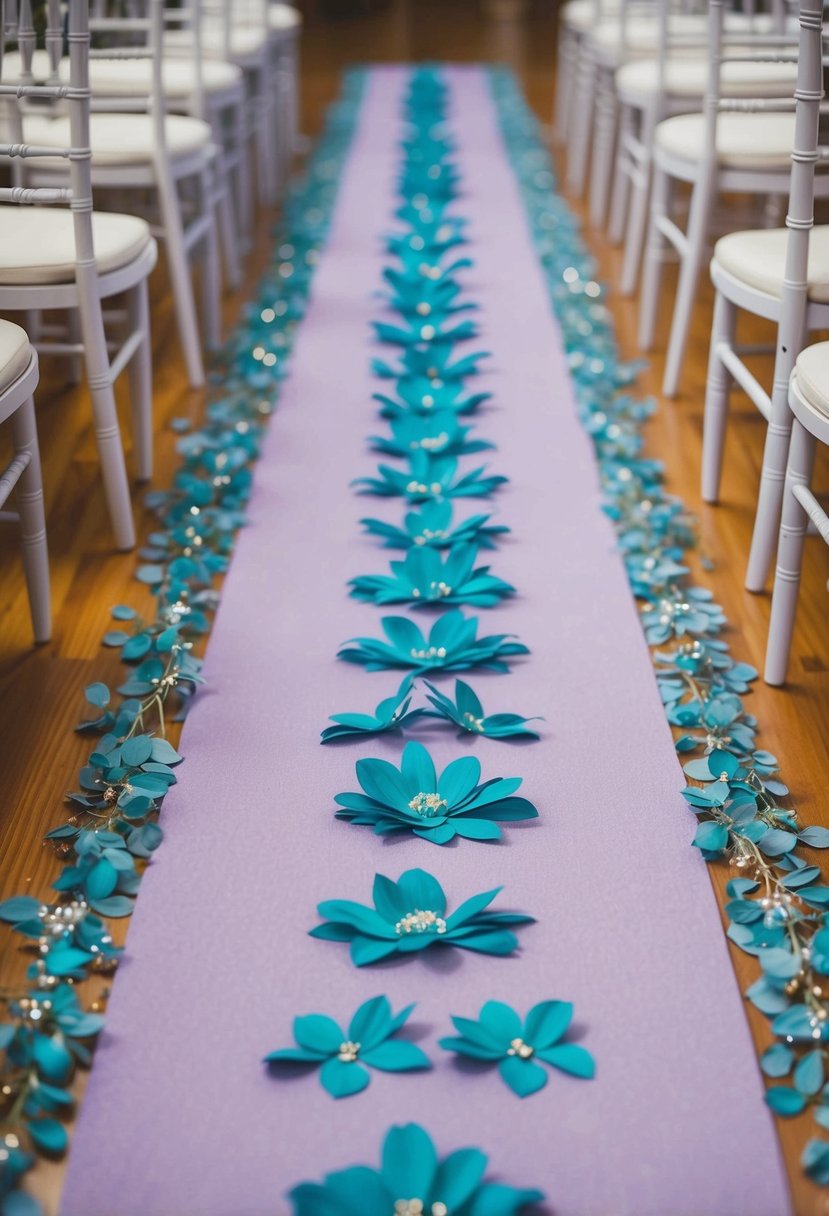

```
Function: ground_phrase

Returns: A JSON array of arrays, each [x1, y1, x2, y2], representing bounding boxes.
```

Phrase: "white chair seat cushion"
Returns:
[[794, 342, 829, 419], [166, 25, 268, 59], [269, 4, 302, 30], [655, 110, 795, 169], [593, 11, 774, 52], [561, 0, 621, 30], [0, 208, 151, 286], [617, 55, 797, 100], [0, 320, 33, 392], [23, 112, 212, 165], [0, 50, 243, 99], [714, 226, 829, 304]]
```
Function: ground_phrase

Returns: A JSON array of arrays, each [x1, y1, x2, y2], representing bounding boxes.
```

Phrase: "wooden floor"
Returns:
[[1, 2, 828, 1211]]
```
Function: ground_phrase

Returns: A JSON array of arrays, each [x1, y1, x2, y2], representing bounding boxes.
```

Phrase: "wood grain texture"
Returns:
[[0, 2, 827, 1210]]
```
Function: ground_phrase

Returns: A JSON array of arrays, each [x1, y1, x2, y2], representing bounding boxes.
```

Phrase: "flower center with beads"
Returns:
[[393, 1202, 448, 1216], [410, 646, 447, 661], [395, 909, 447, 936], [337, 1040, 360, 1062], [408, 792, 448, 817], [463, 712, 485, 732], [507, 1037, 534, 1059]]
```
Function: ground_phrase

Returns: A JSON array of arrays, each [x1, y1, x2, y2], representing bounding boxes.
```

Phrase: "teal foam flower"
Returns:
[[439, 1000, 595, 1097], [424, 679, 542, 741], [374, 376, 491, 419], [320, 676, 424, 744], [349, 543, 515, 609], [372, 342, 489, 385], [353, 454, 507, 502], [338, 610, 529, 674], [360, 501, 509, 551], [382, 259, 474, 320], [309, 867, 535, 967], [374, 317, 479, 349], [288, 1121, 545, 1216], [369, 412, 493, 459], [334, 740, 538, 844], [264, 995, 430, 1099]]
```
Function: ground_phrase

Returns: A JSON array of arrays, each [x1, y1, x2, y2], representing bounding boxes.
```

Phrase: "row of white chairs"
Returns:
[[0, 0, 302, 645], [554, 0, 828, 684]]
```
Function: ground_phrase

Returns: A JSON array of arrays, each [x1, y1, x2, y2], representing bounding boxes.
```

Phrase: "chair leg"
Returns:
[[75, 283, 135, 551], [662, 167, 716, 398], [608, 103, 634, 245], [235, 97, 254, 243], [155, 166, 205, 389], [745, 372, 798, 594], [764, 418, 816, 685], [126, 279, 153, 482], [215, 154, 243, 292], [638, 163, 670, 351], [253, 64, 278, 208], [566, 47, 596, 197], [199, 168, 223, 352], [589, 70, 617, 230], [701, 290, 736, 504], [11, 395, 50, 643], [553, 29, 576, 144], [66, 307, 83, 385]]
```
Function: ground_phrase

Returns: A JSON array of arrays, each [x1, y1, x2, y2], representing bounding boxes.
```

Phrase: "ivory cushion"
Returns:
[[23, 111, 212, 165], [0, 50, 243, 98], [0, 320, 33, 393], [269, 4, 302, 30], [617, 55, 797, 100], [794, 343, 829, 418], [655, 110, 795, 169], [0, 208, 151, 285], [165, 25, 268, 59], [714, 226, 829, 305]]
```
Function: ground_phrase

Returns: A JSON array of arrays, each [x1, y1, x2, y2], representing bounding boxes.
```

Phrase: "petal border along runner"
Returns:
[[3, 61, 825, 1212]]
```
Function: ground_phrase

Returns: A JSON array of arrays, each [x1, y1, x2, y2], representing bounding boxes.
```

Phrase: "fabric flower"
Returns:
[[439, 1000, 595, 1097], [374, 317, 478, 349], [381, 259, 475, 321], [374, 375, 491, 419], [360, 502, 509, 551], [372, 342, 489, 385], [368, 412, 493, 459], [320, 676, 424, 744], [288, 1121, 545, 1216], [424, 679, 542, 741], [352, 454, 507, 503], [338, 610, 529, 674], [334, 740, 538, 843], [309, 868, 535, 967], [349, 544, 515, 609], [264, 995, 430, 1098]]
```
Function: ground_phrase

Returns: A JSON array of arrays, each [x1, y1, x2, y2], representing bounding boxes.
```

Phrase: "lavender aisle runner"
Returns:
[[60, 67, 789, 1216]]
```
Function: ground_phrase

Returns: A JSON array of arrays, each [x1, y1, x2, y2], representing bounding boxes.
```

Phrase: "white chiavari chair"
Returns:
[[264, 2, 302, 182], [764, 341, 829, 683], [701, 0, 827, 592], [0, 321, 50, 644], [637, 0, 818, 398], [553, 0, 623, 146], [0, 0, 158, 551]]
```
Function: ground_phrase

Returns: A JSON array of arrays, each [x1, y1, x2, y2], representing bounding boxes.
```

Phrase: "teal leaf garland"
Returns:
[[333, 740, 538, 843], [287, 1122, 545, 1215], [439, 1000, 595, 1098], [309, 868, 535, 967], [264, 995, 430, 1099]]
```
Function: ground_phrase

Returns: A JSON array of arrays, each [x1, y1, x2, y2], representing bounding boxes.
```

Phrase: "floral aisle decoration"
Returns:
[[0, 72, 368, 1214], [487, 67, 829, 1183], [438, 1000, 594, 1097], [338, 610, 528, 674], [265, 995, 430, 1098], [309, 868, 535, 967], [360, 501, 509, 551], [348, 543, 516, 609], [287, 1122, 545, 1215]]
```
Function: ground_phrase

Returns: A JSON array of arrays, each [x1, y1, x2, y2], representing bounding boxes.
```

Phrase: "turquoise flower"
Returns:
[[372, 343, 489, 385], [424, 679, 542, 741], [382, 260, 474, 321], [374, 376, 490, 419], [334, 740, 538, 844], [439, 1000, 595, 1097], [369, 412, 493, 459], [264, 995, 430, 1099], [360, 502, 509, 551], [320, 676, 424, 744], [349, 544, 515, 609], [353, 454, 507, 503], [309, 868, 535, 967], [338, 610, 529, 674], [288, 1122, 545, 1216]]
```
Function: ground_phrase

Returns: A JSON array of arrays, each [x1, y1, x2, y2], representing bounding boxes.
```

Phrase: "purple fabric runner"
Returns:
[[60, 67, 789, 1216]]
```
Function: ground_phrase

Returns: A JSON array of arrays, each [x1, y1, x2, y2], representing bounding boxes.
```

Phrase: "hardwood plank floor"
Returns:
[[1, 2, 827, 1211]]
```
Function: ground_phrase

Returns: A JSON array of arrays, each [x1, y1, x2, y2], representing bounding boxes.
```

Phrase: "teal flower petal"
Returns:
[[350, 937, 400, 967], [449, 1015, 504, 1052], [438, 755, 481, 805], [289, 1181, 351, 1216], [523, 1000, 573, 1049], [452, 819, 501, 840], [360, 1041, 431, 1071], [438, 1035, 502, 1061], [294, 1015, 344, 1054], [356, 757, 410, 810], [432, 1147, 488, 1207], [479, 1000, 522, 1044], [371, 874, 408, 922], [322, 1166, 391, 1215], [536, 1043, 596, 1079], [445, 886, 500, 930], [381, 1123, 438, 1200], [347, 995, 393, 1047], [470, 1183, 546, 1216], [400, 740, 436, 793], [320, 1058, 371, 1099], [264, 1047, 326, 1064], [498, 1055, 548, 1098], [396, 868, 447, 916], [413, 822, 456, 844]]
